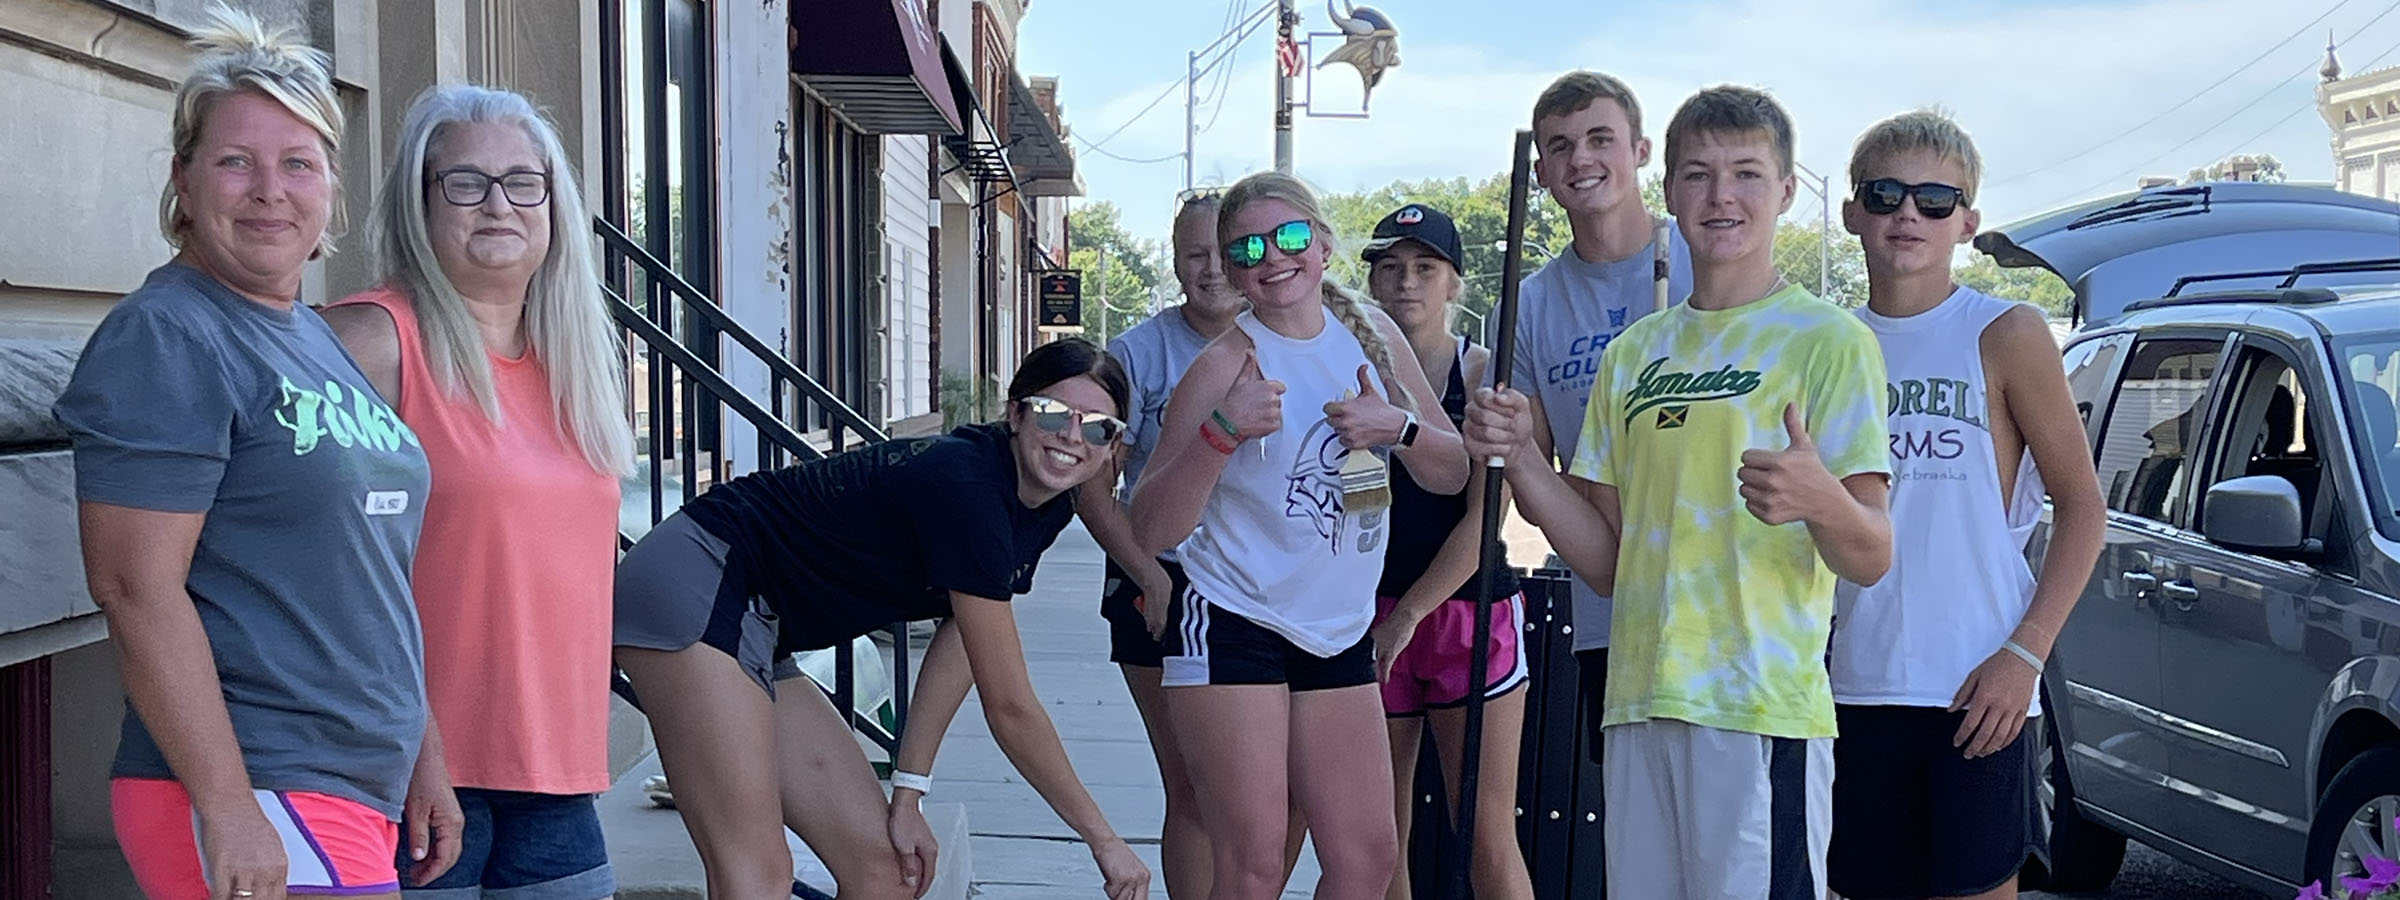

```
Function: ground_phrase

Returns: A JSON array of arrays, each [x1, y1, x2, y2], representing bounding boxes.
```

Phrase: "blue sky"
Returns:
[[1016, 0, 2400, 250]]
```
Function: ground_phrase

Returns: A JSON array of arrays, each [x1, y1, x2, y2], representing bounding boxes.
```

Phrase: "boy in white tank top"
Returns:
[[1824, 111, 2107, 900]]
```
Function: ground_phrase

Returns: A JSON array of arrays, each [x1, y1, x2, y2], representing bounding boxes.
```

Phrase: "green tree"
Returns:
[[1067, 202, 1166, 344], [1773, 222, 1868, 308], [1319, 173, 1576, 336], [1956, 255, 2074, 317]]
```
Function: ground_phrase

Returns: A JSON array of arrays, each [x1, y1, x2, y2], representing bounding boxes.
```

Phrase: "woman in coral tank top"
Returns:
[[324, 84, 633, 899]]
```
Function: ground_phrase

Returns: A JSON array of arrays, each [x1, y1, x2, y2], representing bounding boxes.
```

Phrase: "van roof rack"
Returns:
[[2167, 258, 2400, 297], [2123, 288, 2341, 315]]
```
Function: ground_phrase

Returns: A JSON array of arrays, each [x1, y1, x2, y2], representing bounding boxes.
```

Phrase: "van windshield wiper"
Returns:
[[2066, 186, 2213, 231]]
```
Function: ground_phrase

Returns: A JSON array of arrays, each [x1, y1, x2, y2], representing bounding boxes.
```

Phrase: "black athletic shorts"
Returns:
[[1577, 648, 1610, 767], [1100, 557, 1188, 668], [1827, 704, 2037, 900], [1158, 587, 1374, 692]]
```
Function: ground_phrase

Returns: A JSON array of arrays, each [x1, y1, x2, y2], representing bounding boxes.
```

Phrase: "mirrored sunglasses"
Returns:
[[1022, 395, 1127, 446], [1224, 220, 1314, 269]]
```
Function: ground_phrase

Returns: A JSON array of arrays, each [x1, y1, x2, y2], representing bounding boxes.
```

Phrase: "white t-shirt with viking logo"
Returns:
[[1178, 308, 1390, 657]]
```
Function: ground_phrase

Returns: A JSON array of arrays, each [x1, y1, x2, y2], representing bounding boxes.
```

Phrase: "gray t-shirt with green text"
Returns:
[[54, 263, 431, 818]]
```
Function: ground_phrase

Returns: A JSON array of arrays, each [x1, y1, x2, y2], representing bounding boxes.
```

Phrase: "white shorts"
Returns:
[[1604, 719, 1834, 900]]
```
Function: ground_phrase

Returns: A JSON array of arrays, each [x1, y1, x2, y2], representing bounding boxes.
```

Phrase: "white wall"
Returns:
[[883, 135, 934, 423], [713, 0, 791, 473], [939, 201, 976, 382]]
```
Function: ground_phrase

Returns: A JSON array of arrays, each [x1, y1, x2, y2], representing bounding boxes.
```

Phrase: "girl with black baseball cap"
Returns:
[[1361, 203, 1537, 900]]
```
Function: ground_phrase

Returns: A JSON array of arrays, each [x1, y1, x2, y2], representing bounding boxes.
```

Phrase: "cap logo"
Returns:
[[1396, 206, 1424, 225]]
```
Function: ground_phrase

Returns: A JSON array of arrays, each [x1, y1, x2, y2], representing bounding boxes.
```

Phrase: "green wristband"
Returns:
[[1210, 409, 1241, 441]]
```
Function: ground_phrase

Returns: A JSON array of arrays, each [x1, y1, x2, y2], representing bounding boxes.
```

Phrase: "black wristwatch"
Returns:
[[1397, 410, 1421, 449]]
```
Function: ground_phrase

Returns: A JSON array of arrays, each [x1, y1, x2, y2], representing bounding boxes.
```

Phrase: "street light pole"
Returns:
[[1794, 162, 1833, 298], [1273, 0, 1296, 173], [1185, 50, 1199, 191]]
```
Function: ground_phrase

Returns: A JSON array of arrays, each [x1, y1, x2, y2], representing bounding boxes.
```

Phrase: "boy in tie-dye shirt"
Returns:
[[1465, 85, 1892, 900]]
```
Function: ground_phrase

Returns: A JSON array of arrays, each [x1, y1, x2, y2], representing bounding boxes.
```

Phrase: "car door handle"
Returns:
[[2162, 580, 2200, 610], [2121, 571, 2159, 593]]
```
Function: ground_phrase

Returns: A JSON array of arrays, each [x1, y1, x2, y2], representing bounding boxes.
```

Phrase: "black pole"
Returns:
[[1447, 129, 1536, 899]]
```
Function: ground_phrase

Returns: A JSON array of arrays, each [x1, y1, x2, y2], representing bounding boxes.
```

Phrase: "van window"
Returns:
[[2096, 338, 2223, 524]]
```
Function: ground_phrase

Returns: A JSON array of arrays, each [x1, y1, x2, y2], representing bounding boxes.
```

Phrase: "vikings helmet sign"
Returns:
[[1318, 0, 1400, 105]]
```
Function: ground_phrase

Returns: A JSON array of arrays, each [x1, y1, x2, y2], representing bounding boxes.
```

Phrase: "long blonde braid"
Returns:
[[1217, 172, 1416, 413]]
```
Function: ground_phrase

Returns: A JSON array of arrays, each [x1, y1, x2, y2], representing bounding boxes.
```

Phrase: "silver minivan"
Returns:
[[1980, 182, 2400, 895]]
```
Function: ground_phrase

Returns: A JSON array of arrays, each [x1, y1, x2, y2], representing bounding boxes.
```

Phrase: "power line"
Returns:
[[1076, 141, 1184, 165], [2210, 33, 2400, 167], [1990, 0, 2356, 187], [1078, 2, 1271, 155], [2035, 0, 2400, 209], [1078, 77, 1192, 154]]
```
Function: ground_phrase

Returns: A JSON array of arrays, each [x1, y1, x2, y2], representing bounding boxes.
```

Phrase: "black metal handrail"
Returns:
[[595, 217, 890, 447], [600, 219, 909, 753]]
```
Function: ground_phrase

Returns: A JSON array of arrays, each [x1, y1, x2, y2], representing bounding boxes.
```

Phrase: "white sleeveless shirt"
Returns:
[[1177, 308, 1390, 656], [1832, 287, 2046, 714]]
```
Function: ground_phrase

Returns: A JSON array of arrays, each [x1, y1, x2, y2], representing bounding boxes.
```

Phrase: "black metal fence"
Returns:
[[596, 216, 913, 749], [1404, 569, 1606, 899]]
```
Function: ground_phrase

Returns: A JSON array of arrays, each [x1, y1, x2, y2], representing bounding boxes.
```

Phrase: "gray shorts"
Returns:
[[612, 511, 785, 696]]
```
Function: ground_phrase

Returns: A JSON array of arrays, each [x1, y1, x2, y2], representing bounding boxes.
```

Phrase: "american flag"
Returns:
[[1277, 37, 1303, 77]]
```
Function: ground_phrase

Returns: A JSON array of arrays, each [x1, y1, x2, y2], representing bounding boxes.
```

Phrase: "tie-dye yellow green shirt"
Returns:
[[1567, 284, 1889, 739]]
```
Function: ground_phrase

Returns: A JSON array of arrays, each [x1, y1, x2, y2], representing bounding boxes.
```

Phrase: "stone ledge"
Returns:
[[0, 450, 94, 646], [0, 336, 75, 448]]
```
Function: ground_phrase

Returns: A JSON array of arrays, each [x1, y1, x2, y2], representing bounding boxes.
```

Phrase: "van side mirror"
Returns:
[[2200, 475, 2320, 555]]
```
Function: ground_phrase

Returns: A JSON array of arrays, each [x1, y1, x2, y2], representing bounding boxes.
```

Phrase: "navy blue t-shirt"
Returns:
[[680, 423, 1074, 651]]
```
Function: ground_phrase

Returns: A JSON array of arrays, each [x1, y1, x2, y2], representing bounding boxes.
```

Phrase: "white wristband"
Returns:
[[2001, 640, 2044, 674], [891, 770, 934, 797]]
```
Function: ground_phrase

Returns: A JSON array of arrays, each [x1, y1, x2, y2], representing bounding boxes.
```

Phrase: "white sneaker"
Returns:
[[642, 774, 674, 808]]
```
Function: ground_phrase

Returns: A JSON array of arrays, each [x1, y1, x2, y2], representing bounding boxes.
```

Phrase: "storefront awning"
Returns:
[[1007, 74, 1083, 198], [939, 42, 1017, 192], [790, 0, 962, 135]]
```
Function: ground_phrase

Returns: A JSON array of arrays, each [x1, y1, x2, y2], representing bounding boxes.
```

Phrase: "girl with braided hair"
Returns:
[[1130, 171, 1467, 900]]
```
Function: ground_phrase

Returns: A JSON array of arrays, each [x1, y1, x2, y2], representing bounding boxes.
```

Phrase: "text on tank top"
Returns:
[[1832, 286, 2045, 713], [1177, 307, 1391, 656]]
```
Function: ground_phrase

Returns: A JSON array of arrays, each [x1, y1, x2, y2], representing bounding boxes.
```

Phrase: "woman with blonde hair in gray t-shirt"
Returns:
[[52, 8, 449, 900]]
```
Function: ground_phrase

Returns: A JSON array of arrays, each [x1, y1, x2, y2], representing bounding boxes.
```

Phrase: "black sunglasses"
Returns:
[[1021, 395, 1127, 446], [1224, 220, 1315, 269], [1856, 178, 1965, 219]]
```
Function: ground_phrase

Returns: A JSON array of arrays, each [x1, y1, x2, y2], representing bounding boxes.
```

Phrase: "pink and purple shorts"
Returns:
[[1374, 592, 1531, 716], [112, 777, 401, 898]]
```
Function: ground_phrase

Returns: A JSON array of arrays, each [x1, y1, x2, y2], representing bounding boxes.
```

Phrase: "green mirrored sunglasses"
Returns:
[[1224, 220, 1314, 269]]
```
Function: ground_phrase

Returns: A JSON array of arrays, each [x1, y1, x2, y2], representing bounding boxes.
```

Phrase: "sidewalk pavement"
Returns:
[[928, 518, 1325, 899], [600, 519, 1333, 899]]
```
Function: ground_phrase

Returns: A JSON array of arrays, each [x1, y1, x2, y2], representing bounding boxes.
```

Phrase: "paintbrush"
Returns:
[[1336, 389, 1392, 513]]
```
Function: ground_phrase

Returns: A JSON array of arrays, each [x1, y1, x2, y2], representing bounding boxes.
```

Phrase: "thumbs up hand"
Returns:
[[1217, 350, 1286, 443], [1324, 364, 1409, 450], [1736, 403, 1840, 526]]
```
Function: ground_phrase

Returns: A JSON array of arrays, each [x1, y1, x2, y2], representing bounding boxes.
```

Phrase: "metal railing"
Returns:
[[597, 216, 911, 752]]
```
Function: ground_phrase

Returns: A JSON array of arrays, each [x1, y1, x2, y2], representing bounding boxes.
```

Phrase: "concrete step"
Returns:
[[602, 752, 971, 900]]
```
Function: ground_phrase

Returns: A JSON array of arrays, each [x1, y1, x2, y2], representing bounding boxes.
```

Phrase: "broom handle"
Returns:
[[1654, 216, 1672, 312], [1447, 128, 1536, 900]]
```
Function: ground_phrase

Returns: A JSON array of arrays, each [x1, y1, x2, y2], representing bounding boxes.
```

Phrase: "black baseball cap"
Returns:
[[1361, 204, 1464, 274]]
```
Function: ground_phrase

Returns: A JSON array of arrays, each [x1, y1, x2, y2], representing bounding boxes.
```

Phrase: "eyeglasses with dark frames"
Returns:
[[431, 168, 552, 208]]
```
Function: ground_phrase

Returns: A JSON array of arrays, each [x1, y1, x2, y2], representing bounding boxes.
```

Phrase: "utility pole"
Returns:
[[1273, 0, 1296, 173], [1185, 50, 1199, 191]]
